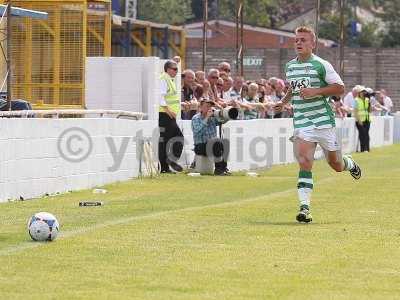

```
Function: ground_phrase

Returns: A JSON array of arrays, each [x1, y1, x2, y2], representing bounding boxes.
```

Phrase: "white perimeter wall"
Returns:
[[0, 116, 394, 203], [85, 57, 180, 121], [394, 112, 400, 143]]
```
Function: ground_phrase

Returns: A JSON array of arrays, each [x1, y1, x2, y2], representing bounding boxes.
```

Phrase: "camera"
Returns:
[[364, 87, 375, 98], [212, 106, 239, 122]]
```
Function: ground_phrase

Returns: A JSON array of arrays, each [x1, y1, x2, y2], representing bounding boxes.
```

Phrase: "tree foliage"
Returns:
[[318, 0, 384, 47], [380, 1, 400, 47], [136, 0, 400, 47], [137, 0, 193, 24]]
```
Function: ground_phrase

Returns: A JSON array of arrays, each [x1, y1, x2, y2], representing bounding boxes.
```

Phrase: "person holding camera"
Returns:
[[158, 60, 184, 173], [191, 99, 231, 176]]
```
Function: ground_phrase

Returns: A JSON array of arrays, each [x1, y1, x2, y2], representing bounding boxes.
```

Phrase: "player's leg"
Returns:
[[293, 137, 316, 223], [319, 128, 362, 179]]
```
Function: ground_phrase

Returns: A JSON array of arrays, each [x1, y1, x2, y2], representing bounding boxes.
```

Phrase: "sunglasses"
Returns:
[[210, 76, 219, 79], [170, 67, 178, 71]]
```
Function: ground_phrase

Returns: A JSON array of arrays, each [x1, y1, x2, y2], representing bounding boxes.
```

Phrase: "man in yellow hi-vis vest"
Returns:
[[158, 60, 184, 173], [354, 87, 371, 152]]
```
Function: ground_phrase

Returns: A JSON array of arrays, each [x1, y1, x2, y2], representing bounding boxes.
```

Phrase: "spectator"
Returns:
[[229, 76, 244, 102], [181, 69, 198, 120], [207, 68, 221, 103], [354, 87, 371, 152], [183, 64, 293, 120], [218, 62, 231, 74], [380, 89, 393, 115], [191, 99, 230, 176], [172, 56, 181, 64], [374, 91, 388, 116], [193, 84, 204, 101], [266, 78, 282, 118], [195, 71, 205, 84], [330, 96, 347, 118], [159, 60, 184, 173], [222, 76, 233, 101], [243, 83, 263, 120], [216, 77, 224, 98], [219, 71, 229, 80], [343, 85, 362, 117], [202, 79, 212, 100], [241, 83, 249, 100]]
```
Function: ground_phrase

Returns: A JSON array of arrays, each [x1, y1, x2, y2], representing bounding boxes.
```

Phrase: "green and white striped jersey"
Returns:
[[285, 54, 344, 130]]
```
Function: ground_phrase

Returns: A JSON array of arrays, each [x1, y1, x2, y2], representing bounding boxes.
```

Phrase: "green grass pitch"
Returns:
[[1, 144, 400, 299]]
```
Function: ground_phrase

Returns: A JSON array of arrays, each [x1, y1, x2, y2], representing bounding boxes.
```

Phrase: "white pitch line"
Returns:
[[0, 177, 337, 256]]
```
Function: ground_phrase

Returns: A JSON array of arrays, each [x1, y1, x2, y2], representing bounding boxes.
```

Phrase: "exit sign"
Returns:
[[243, 57, 263, 66]]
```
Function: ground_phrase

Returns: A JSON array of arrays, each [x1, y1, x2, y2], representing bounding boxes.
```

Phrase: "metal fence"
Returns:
[[2, 0, 111, 108]]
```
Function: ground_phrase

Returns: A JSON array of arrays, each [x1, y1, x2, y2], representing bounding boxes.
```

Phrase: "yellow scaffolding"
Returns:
[[112, 17, 186, 69], [1, 0, 111, 109]]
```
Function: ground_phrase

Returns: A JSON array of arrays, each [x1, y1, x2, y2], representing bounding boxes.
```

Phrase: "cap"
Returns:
[[353, 85, 364, 93], [365, 87, 374, 94]]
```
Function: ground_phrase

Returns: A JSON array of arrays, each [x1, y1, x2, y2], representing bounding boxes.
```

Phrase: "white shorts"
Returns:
[[292, 127, 340, 152]]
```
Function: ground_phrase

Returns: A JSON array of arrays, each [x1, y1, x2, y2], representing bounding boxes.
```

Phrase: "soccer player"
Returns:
[[275, 26, 361, 223]]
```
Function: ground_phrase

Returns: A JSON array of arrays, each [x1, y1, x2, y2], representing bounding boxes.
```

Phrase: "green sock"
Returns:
[[297, 170, 313, 209], [343, 155, 355, 171]]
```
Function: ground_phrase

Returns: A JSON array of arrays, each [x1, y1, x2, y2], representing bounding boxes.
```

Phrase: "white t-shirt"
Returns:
[[222, 90, 232, 102], [384, 96, 393, 113], [159, 79, 168, 106], [343, 91, 355, 109], [225, 88, 242, 102]]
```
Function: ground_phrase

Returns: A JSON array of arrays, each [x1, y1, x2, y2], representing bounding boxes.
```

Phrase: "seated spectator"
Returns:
[[330, 96, 347, 118], [217, 62, 231, 75], [207, 68, 222, 104], [241, 83, 249, 100], [172, 56, 181, 64], [193, 84, 204, 101], [202, 79, 212, 100], [181, 69, 198, 120], [222, 76, 233, 102], [195, 70, 205, 85], [243, 83, 264, 120], [266, 78, 282, 118], [228, 76, 244, 102]]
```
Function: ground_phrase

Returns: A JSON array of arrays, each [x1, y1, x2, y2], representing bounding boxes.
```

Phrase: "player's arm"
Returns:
[[300, 84, 344, 100]]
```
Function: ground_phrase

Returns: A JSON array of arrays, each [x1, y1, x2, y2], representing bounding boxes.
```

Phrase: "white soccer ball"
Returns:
[[28, 212, 60, 241]]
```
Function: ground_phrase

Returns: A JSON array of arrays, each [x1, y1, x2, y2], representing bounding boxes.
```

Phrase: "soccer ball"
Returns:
[[28, 212, 60, 241]]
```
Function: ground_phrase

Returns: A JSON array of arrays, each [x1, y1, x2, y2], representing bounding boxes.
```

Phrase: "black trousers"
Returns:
[[356, 121, 370, 152], [158, 112, 184, 171], [194, 138, 230, 173]]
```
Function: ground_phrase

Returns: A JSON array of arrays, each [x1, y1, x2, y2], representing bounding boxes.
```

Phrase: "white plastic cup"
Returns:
[[246, 172, 259, 177], [93, 189, 108, 194], [187, 173, 201, 177]]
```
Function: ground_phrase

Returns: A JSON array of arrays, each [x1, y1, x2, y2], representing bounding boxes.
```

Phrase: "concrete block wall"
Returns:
[[0, 118, 157, 202], [86, 57, 181, 121], [186, 47, 400, 111]]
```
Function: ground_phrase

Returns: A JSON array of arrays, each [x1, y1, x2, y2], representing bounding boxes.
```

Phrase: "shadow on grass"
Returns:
[[249, 220, 341, 226]]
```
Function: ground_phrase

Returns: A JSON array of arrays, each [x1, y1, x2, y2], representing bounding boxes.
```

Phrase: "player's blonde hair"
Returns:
[[295, 26, 316, 43]]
